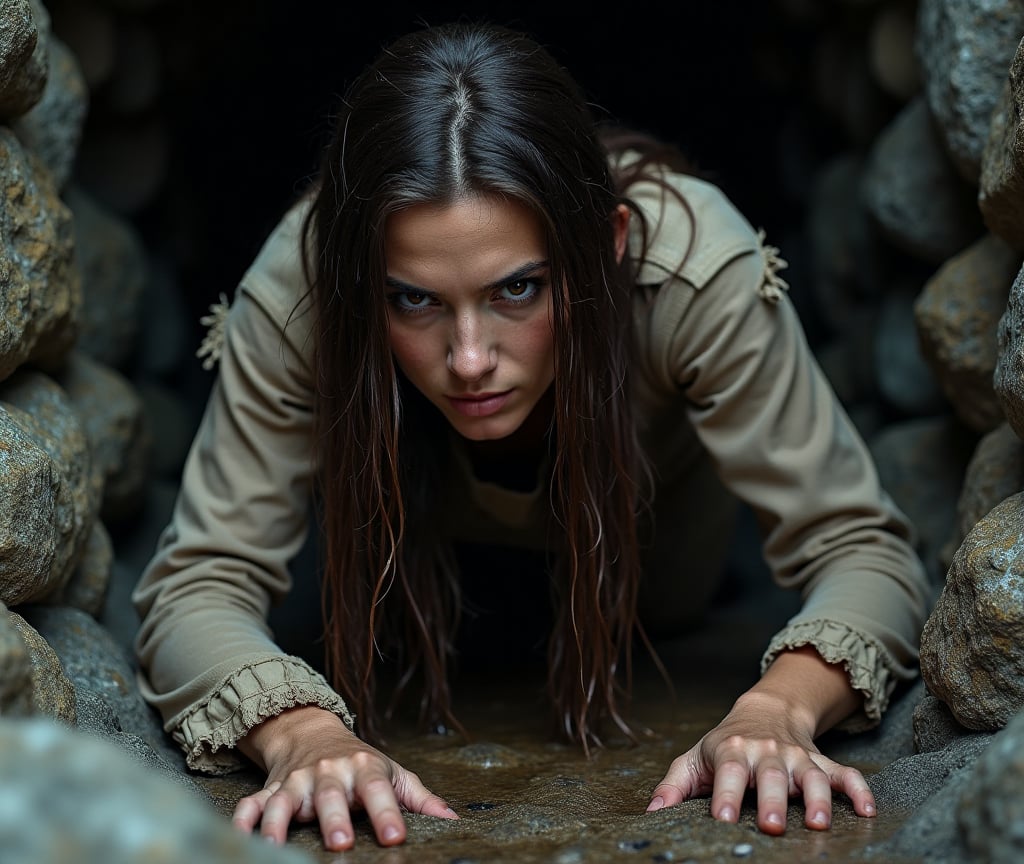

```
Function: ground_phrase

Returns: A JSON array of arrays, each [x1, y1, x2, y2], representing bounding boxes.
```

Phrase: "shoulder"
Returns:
[[239, 193, 315, 323], [622, 161, 764, 290], [196, 195, 316, 374]]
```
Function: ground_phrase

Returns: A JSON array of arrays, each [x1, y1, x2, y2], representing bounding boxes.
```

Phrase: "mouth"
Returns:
[[446, 390, 512, 418]]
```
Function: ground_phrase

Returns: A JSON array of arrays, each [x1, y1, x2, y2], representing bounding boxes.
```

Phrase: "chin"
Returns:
[[449, 415, 523, 442]]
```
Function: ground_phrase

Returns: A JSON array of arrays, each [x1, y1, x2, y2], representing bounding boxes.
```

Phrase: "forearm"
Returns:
[[739, 645, 862, 739]]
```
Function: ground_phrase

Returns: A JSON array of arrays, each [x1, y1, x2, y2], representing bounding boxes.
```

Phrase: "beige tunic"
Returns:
[[133, 171, 931, 773]]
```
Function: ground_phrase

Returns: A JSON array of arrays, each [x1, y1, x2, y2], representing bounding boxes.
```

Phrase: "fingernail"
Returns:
[[810, 811, 829, 828], [444, 807, 458, 818], [647, 796, 665, 812], [864, 802, 876, 816], [329, 831, 349, 847], [382, 825, 401, 842], [719, 806, 736, 822], [766, 812, 784, 827]]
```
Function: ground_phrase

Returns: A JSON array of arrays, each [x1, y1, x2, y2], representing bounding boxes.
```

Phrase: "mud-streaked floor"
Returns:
[[195, 603, 923, 864]]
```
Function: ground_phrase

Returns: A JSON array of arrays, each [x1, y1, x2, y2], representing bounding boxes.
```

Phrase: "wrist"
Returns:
[[239, 704, 349, 769], [749, 645, 862, 737]]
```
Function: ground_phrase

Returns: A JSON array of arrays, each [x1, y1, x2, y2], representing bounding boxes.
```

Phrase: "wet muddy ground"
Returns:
[[193, 601, 925, 864]]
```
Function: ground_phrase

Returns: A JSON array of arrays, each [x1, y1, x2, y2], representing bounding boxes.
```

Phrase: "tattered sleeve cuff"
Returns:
[[168, 657, 355, 774], [760, 619, 916, 733]]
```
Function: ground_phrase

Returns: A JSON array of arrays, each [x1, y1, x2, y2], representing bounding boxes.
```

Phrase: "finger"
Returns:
[[647, 753, 708, 811], [353, 767, 408, 846], [754, 760, 791, 836], [394, 770, 458, 820], [259, 786, 304, 846], [821, 758, 876, 818], [708, 753, 751, 824], [313, 779, 356, 851], [231, 783, 280, 833], [797, 763, 833, 830]]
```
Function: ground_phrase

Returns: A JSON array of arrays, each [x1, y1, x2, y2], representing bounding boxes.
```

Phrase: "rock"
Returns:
[[0, 601, 32, 716], [54, 351, 151, 524], [864, 732, 993, 863], [806, 153, 889, 336], [0, 717, 314, 864], [914, 234, 1020, 433], [64, 185, 148, 371], [0, 0, 48, 120], [42, 519, 112, 618], [979, 40, 1024, 252], [869, 415, 977, 584], [915, 0, 1024, 184], [875, 281, 949, 418], [913, 692, 980, 752], [995, 260, 1024, 438], [0, 128, 80, 381], [869, 0, 922, 102], [11, 35, 88, 191], [22, 604, 183, 770], [920, 492, 1024, 729], [6, 608, 75, 724], [862, 96, 985, 265], [959, 708, 1024, 863], [952, 422, 1024, 555], [0, 370, 99, 606]]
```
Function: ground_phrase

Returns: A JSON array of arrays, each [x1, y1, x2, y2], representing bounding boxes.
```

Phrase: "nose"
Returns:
[[447, 312, 497, 381]]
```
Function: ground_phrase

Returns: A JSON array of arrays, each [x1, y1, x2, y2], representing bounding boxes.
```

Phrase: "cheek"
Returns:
[[388, 327, 436, 382]]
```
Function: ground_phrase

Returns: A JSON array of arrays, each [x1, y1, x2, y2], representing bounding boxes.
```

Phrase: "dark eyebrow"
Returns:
[[384, 260, 549, 295]]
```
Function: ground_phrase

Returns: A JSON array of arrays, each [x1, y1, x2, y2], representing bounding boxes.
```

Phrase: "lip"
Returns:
[[446, 390, 512, 417]]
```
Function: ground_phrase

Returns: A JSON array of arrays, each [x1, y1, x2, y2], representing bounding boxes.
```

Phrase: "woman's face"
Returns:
[[384, 194, 555, 442]]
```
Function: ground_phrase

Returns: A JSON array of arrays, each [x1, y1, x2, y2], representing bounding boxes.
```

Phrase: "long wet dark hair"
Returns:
[[302, 20, 692, 750]]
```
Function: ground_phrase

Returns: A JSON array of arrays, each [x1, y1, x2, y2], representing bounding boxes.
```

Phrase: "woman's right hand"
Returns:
[[232, 705, 458, 850]]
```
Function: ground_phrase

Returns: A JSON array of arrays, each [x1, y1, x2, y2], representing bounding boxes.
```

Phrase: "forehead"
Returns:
[[384, 195, 547, 281]]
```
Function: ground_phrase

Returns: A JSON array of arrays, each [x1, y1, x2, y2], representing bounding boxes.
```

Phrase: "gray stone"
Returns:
[[6, 608, 75, 724], [806, 153, 889, 336], [995, 261, 1024, 438], [862, 96, 985, 265], [920, 491, 1024, 729], [64, 184, 147, 371], [11, 35, 87, 191], [959, 709, 1024, 863], [914, 234, 1020, 433], [0, 717, 314, 864], [869, 415, 977, 584], [863, 732, 993, 863], [55, 351, 151, 524], [952, 422, 1024, 556], [22, 604, 184, 770], [0, 370, 99, 605], [915, 0, 1024, 183], [43, 518, 112, 618], [0, 128, 79, 381], [0, 601, 31, 716], [979, 40, 1024, 251], [875, 282, 948, 418], [0, 0, 47, 120], [913, 692, 981, 752], [869, 0, 922, 101]]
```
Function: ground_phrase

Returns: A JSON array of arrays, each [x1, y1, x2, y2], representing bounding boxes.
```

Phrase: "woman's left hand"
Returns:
[[645, 646, 876, 835]]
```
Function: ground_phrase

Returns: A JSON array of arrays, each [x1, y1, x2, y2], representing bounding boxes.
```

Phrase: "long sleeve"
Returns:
[[631, 176, 932, 730], [133, 204, 352, 774]]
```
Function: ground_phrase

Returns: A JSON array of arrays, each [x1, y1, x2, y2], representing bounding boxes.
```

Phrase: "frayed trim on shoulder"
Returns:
[[755, 229, 789, 304], [196, 293, 231, 371]]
